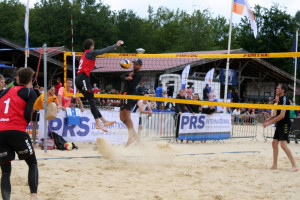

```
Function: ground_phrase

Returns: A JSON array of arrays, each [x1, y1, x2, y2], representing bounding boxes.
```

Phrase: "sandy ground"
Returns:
[[7, 130, 300, 200]]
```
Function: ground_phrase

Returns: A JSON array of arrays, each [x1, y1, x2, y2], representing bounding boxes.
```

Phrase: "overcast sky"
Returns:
[[20, 0, 299, 23]]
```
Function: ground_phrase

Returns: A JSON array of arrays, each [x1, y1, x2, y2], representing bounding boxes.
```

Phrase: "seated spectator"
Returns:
[[149, 101, 157, 110], [55, 77, 62, 95], [108, 88, 120, 107], [92, 83, 100, 94], [201, 106, 216, 115], [58, 78, 84, 112], [232, 107, 241, 123]]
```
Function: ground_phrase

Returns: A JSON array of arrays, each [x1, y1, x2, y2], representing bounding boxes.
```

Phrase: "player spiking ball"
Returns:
[[75, 39, 124, 132]]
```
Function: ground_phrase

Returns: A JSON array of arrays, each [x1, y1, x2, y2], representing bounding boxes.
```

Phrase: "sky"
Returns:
[[20, 0, 299, 22]]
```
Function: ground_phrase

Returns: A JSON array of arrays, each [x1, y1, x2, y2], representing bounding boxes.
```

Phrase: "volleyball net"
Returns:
[[63, 51, 300, 111]]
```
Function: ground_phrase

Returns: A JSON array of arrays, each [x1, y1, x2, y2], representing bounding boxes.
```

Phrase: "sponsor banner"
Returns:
[[179, 113, 231, 140], [38, 110, 139, 144]]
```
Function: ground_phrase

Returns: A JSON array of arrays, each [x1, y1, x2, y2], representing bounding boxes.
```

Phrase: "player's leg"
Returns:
[[123, 109, 138, 147], [271, 139, 279, 169], [280, 141, 298, 171], [25, 155, 39, 200], [1, 162, 11, 200], [75, 74, 112, 131]]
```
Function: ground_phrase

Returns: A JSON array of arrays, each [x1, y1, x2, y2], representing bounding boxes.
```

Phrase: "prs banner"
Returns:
[[38, 110, 139, 144], [179, 113, 231, 141]]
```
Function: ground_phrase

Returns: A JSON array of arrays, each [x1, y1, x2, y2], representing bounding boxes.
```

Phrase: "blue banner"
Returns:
[[220, 68, 237, 85]]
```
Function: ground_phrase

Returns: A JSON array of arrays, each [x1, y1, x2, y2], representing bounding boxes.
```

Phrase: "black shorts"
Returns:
[[32, 110, 40, 122], [120, 98, 135, 110], [274, 123, 290, 141], [0, 130, 35, 164], [75, 73, 92, 94]]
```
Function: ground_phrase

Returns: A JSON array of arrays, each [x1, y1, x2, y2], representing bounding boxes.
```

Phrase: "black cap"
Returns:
[[132, 58, 143, 65]]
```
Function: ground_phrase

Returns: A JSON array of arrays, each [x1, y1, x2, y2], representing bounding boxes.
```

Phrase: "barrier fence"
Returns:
[[231, 114, 258, 141]]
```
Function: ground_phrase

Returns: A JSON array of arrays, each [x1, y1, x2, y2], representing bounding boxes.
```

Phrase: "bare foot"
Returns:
[[124, 136, 138, 148], [270, 165, 277, 170], [103, 121, 116, 127], [31, 193, 38, 200], [96, 125, 108, 132], [290, 166, 298, 172]]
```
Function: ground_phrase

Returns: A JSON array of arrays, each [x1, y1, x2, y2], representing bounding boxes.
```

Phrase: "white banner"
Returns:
[[179, 113, 231, 134], [38, 110, 139, 144], [204, 68, 214, 89], [181, 64, 190, 89]]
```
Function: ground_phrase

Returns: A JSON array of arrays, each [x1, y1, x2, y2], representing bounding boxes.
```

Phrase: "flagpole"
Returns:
[[293, 29, 298, 104], [223, 0, 234, 113]]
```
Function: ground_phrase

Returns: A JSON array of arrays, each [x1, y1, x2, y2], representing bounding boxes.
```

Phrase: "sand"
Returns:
[[7, 129, 300, 200]]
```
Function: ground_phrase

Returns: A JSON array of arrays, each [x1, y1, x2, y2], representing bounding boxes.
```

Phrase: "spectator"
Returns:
[[209, 89, 216, 101], [227, 90, 232, 100], [92, 83, 100, 94], [108, 88, 120, 107], [149, 101, 157, 110], [136, 82, 145, 95], [186, 86, 193, 99], [232, 88, 239, 103], [241, 91, 247, 103], [175, 89, 194, 143], [57, 78, 84, 112], [0, 75, 5, 94], [39, 87, 44, 94], [148, 85, 155, 96], [190, 93, 201, 113], [55, 77, 62, 95], [203, 84, 209, 101], [232, 107, 241, 123], [133, 97, 152, 138], [156, 83, 163, 110], [32, 86, 60, 145], [165, 83, 174, 110]]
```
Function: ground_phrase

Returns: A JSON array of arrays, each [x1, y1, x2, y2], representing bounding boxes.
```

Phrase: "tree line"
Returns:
[[0, 0, 299, 74]]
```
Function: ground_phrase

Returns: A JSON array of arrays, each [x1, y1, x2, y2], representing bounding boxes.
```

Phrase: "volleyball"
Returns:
[[64, 142, 73, 151], [120, 59, 131, 69]]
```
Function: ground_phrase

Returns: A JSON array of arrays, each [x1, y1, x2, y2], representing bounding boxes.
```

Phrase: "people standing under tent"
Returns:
[[120, 58, 143, 147], [203, 84, 209, 101], [0, 75, 5, 94], [175, 89, 194, 143], [155, 83, 163, 110], [232, 88, 239, 103], [0, 67, 38, 200], [263, 84, 298, 172], [58, 78, 84, 112], [55, 77, 62, 95], [227, 89, 232, 101], [132, 96, 152, 138], [75, 39, 123, 132]]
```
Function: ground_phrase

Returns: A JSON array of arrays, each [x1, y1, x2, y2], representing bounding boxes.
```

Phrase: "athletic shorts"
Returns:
[[120, 98, 135, 110], [32, 110, 40, 122], [0, 130, 35, 164], [139, 117, 142, 125], [75, 73, 92, 94], [274, 123, 290, 141]]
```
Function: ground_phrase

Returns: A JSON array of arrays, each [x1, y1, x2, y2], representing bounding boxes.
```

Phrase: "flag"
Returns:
[[233, 0, 257, 38], [292, 34, 298, 68], [220, 68, 237, 85], [181, 65, 190, 90], [24, 0, 30, 57], [204, 68, 215, 92]]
